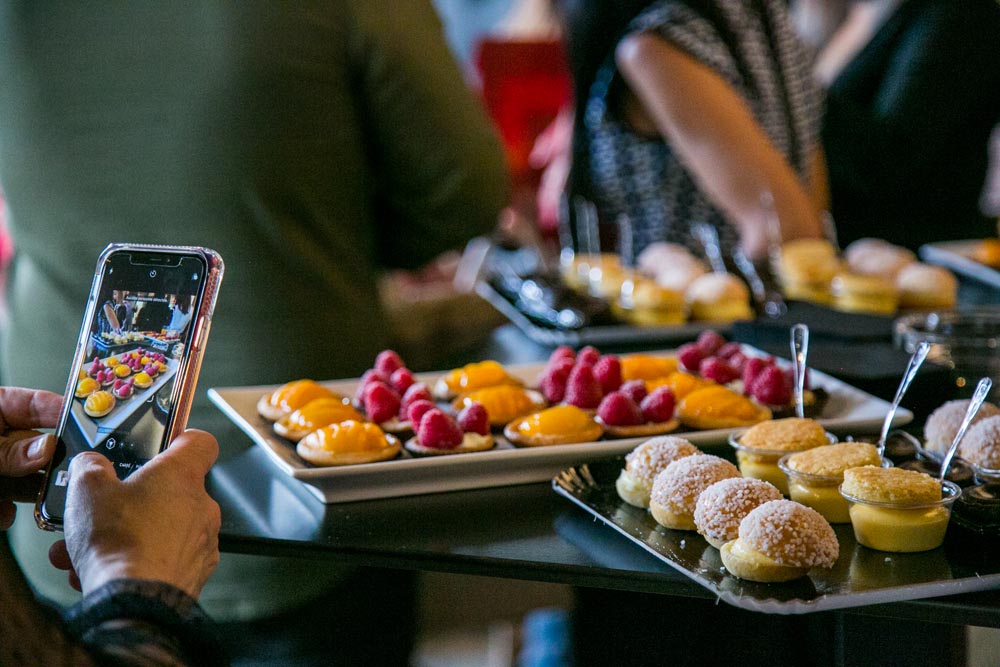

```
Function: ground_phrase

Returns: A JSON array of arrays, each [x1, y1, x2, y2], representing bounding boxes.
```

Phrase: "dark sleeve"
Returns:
[[0, 536, 225, 667], [65, 580, 228, 667], [823, 1, 1000, 198], [347, 0, 509, 270]]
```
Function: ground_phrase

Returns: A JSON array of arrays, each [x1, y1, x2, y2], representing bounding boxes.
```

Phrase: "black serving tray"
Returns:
[[552, 457, 1000, 614]]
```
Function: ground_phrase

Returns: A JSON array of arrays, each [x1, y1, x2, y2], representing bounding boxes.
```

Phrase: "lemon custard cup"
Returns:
[[778, 443, 890, 523], [839, 466, 961, 553], [728, 418, 836, 495]]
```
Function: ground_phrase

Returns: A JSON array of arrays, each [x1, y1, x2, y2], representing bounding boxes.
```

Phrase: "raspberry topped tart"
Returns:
[[404, 403, 495, 456]]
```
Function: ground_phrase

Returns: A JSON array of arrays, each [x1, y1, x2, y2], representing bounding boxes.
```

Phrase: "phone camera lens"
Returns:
[[149, 269, 157, 278]]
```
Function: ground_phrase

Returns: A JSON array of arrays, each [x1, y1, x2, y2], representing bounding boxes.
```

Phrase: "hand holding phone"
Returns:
[[36, 244, 223, 530]]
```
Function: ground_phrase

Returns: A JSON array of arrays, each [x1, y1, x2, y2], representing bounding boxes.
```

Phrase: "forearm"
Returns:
[[617, 34, 822, 255]]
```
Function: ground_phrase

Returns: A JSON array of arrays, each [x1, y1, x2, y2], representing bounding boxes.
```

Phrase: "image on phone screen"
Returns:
[[40, 251, 209, 526]]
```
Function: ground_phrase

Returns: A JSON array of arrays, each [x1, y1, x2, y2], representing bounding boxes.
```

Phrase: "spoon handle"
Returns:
[[692, 223, 728, 275], [940, 377, 993, 483], [790, 323, 809, 419], [876, 341, 930, 454]]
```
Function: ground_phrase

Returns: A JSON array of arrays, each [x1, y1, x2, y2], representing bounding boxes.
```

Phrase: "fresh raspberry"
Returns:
[[716, 341, 743, 359], [677, 343, 704, 372], [640, 387, 676, 423], [742, 357, 772, 393], [593, 355, 623, 394], [577, 346, 601, 366], [406, 399, 438, 426], [389, 367, 416, 394], [619, 379, 648, 404], [374, 350, 405, 377], [750, 366, 792, 406], [399, 382, 433, 418], [355, 369, 384, 403], [363, 380, 401, 423], [548, 346, 576, 365], [696, 330, 727, 355], [782, 365, 811, 391], [699, 357, 739, 385], [418, 409, 464, 449], [727, 351, 749, 374], [597, 391, 644, 426], [457, 402, 490, 435], [564, 363, 603, 409], [540, 357, 575, 404]]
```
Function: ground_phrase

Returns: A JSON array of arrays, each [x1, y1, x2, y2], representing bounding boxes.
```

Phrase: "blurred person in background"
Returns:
[[549, 0, 827, 260], [810, 0, 1000, 250], [0, 2, 507, 665]]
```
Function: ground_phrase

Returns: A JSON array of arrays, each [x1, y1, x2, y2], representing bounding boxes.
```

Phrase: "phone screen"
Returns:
[[39, 250, 209, 526]]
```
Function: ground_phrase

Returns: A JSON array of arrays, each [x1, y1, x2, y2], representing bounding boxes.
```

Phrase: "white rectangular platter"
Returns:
[[208, 348, 912, 504]]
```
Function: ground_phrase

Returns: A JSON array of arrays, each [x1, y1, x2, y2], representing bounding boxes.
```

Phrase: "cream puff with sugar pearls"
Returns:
[[258, 379, 345, 422], [694, 477, 783, 549], [297, 420, 400, 466], [924, 399, 1000, 456], [685, 273, 753, 322], [843, 238, 916, 280], [720, 500, 838, 582], [649, 454, 740, 530], [896, 263, 957, 309], [959, 415, 1000, 471], [274, 398, 365, 442], [616, 436, 700, 508]]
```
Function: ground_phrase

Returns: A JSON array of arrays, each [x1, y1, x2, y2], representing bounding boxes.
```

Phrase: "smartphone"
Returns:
[[35, 244, 224, 530]]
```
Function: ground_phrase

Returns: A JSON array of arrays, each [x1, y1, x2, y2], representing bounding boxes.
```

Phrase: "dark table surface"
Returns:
[[209, 318, 1000, 629]]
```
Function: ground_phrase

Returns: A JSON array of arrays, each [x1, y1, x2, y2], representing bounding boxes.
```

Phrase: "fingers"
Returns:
[[48, 540, 73, 570], [0, 501, 15, 530], [0, 387, 63, 431], [155, 429, 219, 478], [0, 432, 56, 477]]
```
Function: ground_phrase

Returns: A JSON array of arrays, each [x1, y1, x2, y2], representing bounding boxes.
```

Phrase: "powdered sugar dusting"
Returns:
[[694, 478, 783, 544], [650, 454, 740, 518], [925, 400, 1000, 454], [959, 415, 1000, 469], [625, 436, 700, 484], [739, 500, 838, 568]]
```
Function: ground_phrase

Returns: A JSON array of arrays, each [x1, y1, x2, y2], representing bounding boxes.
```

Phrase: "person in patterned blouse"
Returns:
[[556, 0, 828, 260]]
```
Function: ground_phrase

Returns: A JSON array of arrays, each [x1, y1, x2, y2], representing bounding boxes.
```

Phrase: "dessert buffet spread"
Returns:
[[552, 396, 1000, 613], [210, 331, 911, 503]]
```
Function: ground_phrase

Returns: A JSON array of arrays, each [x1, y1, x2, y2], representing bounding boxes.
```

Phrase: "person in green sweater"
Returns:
[[0, 2, 507, 664]]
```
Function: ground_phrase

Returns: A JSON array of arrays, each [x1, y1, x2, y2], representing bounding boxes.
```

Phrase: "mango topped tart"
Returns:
[[257, 379, 345, 421], [678, 385, 771, 430], [504, 405, 603, 447], [274, 398, 365, 442], [620, 354, 679, 382], [452, 385, 546, 427], [296, 420, 400, 466], [434, 360, 522, 399]]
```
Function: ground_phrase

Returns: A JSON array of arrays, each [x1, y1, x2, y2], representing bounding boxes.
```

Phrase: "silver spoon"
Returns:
[[692, 222, 728, 275], [790, 323, 809, 419], [875, 341, 931, 455], [940, 377, 992, 483]]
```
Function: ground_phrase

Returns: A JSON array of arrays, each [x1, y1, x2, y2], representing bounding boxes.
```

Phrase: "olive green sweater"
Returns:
[[0, 0, 506, 619]]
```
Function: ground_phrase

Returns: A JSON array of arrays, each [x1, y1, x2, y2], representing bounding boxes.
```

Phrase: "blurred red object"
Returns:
[[475, 38, 572, 190], [0, 189, 11, 275]]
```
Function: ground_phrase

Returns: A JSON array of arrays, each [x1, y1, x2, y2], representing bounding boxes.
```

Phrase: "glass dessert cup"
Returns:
[[952, 482, 1000, 538], [778, 454, 892, 524], [839, 481, 961, 553], [728, 430, 837, 496]]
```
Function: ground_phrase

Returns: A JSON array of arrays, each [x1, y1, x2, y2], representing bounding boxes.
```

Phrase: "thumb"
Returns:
[[0, 432, 56, 477], [152, 429, 219, 479], [68, 451, 118, 490]]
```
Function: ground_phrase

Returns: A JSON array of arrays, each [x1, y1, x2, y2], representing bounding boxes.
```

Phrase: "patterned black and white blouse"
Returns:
[[585, 0, 822, 257]]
